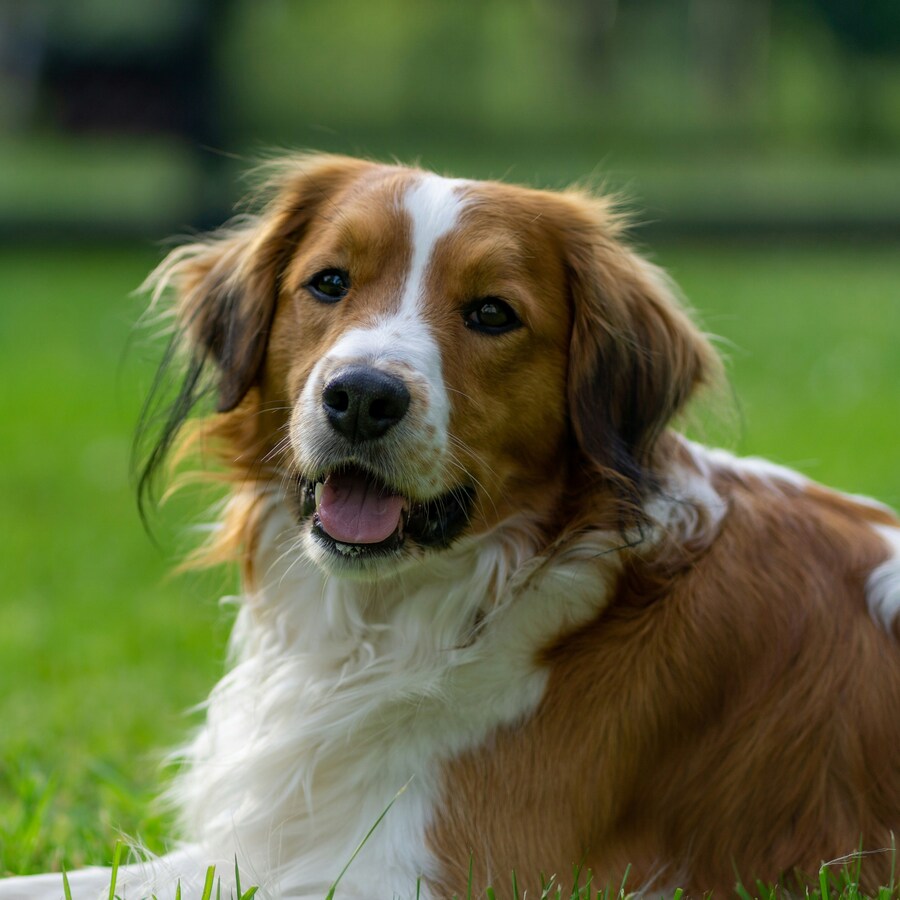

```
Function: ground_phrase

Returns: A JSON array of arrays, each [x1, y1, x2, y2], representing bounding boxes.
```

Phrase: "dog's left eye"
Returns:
[[307, 269, 351, 303], [463, 298, 521, 334]]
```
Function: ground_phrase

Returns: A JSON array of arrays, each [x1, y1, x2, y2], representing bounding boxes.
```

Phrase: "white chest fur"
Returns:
[[170, 499, 620, 899]]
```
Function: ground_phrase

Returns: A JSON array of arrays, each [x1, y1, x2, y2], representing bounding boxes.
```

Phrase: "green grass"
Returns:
[[29, 845, 900, 899], [664, 239, 900, 506], [0, 242, 898, 894], [0, 246, 233, 874]]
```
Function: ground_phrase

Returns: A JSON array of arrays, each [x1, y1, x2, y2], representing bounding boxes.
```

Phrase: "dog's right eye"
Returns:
[[463, 298, 521, 334], [307, 269, 351, 303]]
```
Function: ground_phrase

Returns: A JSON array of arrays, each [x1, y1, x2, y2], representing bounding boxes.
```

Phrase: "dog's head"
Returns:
[[141, 154, 716, 575]]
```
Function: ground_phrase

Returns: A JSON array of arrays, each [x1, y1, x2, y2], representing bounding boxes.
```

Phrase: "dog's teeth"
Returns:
[[314, 482, 324, 509], [334, 541, 362, 557]]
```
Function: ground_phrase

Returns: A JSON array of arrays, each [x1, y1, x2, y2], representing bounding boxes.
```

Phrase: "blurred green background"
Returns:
[[1, 0, 899, 876], [4, 0, 900, 235]]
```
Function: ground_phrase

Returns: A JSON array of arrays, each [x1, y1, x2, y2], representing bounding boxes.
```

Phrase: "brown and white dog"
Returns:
[[4, 154, 900, 899]]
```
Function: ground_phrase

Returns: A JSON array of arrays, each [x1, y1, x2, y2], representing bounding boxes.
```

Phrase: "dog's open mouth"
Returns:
[[295, 465, 474, 559]]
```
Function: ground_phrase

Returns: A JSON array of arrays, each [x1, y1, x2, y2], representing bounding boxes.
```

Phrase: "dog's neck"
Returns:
[[225, 438, 724, 666], [238, 496, 595, 661]]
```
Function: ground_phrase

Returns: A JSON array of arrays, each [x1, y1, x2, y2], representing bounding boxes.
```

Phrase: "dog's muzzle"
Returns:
[[289, 363, 474, 562]]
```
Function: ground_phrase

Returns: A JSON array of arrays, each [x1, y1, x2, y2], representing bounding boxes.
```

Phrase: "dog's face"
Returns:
[[272, 166, 578, 572], [151, 155, 714, 575]]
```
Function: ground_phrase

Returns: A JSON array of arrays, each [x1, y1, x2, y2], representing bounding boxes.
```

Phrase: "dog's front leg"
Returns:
[[0, 846, 217, 900], [0, 865, 119, 900]]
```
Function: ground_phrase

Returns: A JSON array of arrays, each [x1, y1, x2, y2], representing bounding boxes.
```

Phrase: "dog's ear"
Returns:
[[163, 226, 279, 413], [136, 155, 372, 511], [559, 193, 718, 500], [149, 154, 370, 412]]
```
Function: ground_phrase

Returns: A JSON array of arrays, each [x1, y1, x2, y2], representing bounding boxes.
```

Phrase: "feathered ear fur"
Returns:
[[136, 153, 371, 507], [157, 227, 280, 416], [559, 193, 718, 507], [153, 154, 370, 413]]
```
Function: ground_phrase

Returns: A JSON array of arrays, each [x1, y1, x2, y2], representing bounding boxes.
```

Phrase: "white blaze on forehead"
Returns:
[[293, 172, 469, 497], [321, 172, 468, 363], [400, 173, 469, 315]]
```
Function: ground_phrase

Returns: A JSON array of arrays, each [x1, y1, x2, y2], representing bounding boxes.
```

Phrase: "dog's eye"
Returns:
[[464, 298, 521, 334], [307, 269, 351, 303]]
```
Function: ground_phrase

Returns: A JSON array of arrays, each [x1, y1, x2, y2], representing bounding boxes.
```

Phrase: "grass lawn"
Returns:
[[0, 240, 898, 894]]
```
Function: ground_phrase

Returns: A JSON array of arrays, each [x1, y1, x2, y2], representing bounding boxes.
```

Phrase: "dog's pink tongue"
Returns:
[[317, 471, 404, 544]]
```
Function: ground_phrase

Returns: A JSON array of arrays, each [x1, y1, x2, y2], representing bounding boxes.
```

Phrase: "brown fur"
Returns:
[[428, 472, 900, 897], [144, 154, 900, 896], [151, 158, 718, 546]]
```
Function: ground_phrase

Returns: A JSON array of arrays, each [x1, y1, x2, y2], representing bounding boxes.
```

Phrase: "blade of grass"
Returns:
[[200, 865, 216, 900], [818, 863, 830, 898], [234, 856, 258, 899], [17, 772, 57, 859], [853, 841, 865, 891], [539, 872, 558, 900], [324, 778, 413, 900], [889, 833, 897, 896], [62, 868, 73, 900], [108, 840, 125, 900], [616, 863, 631, 898]]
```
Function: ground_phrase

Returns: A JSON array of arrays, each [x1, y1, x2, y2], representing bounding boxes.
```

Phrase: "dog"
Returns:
[[3, 154, 899, 899]]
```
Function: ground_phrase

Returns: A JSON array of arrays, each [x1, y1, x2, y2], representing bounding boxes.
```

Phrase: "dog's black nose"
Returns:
[[322, 365, 411, 442]]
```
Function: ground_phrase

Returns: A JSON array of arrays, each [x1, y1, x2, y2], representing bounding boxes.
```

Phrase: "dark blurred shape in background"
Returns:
[[41, 3, 224, 147], [1, 0, 899, 239]]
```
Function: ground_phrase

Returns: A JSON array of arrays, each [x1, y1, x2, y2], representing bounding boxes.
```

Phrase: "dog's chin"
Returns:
[[291, 464, 475, 577]]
